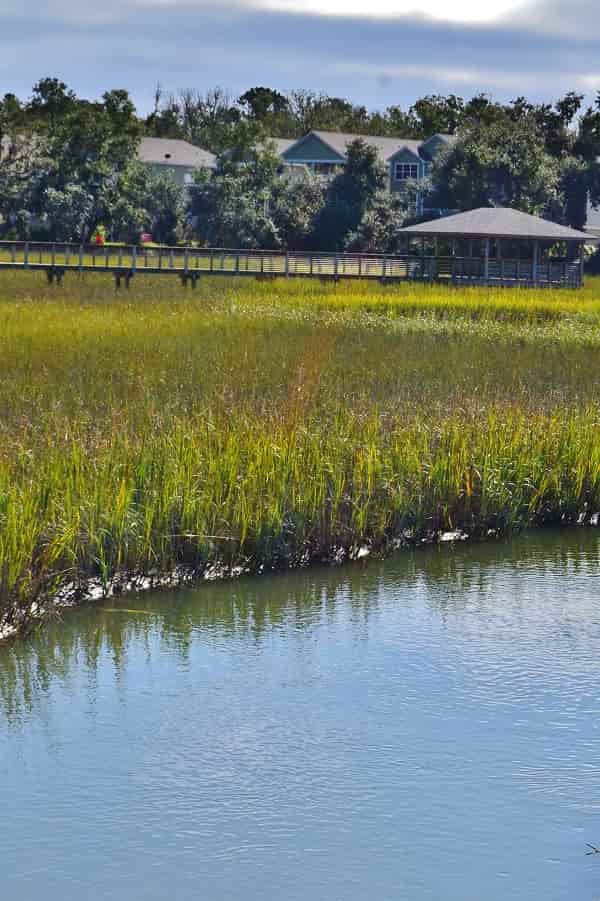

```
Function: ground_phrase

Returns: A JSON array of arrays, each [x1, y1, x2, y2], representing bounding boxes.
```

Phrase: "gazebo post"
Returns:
[[579, 242, 585, 287], [532, 241, 539, 287], [498, 238, 504, 284], [483, 238, 490, 286]]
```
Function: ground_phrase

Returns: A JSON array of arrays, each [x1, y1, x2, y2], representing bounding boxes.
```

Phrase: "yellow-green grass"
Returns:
[[2, 270, 600, 635]]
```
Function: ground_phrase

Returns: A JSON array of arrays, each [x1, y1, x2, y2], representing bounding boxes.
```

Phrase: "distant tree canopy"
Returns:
[[0, 79, 186, 242], [189, 139, 414, 252], [143, 84, 600, 229], [430, 93, 600, 227], [3, 79, 600, 246], [431, 113, 561, 215]]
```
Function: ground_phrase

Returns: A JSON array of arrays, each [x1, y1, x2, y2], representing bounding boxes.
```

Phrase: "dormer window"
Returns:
[[164, 153, 171, 160], [394, 162, 419, 182]]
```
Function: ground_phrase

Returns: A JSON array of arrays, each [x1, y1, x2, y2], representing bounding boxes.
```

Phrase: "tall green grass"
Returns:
[[2, 271, 600, 635]]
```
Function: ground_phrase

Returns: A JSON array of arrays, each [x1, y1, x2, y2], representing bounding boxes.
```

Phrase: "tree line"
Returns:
[[1, 78, 600, 250]]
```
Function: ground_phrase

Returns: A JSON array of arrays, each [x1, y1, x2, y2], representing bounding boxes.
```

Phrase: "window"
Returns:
[[394, 162, 419, 182]]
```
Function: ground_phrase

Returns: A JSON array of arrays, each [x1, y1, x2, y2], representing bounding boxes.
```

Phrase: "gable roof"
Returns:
[[265, 137, 297, 155], [314, 130, 424, 161], [400, 207, 591, 242], [290, 130, 423, 163], [281, 130, 456, 166], [138, 137, 216, 169]]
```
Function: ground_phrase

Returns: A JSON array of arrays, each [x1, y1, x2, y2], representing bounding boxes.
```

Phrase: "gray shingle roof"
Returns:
[[307, 130, 425, 162], [265, 137, 297, 155], [400, 207, 590, 242], [138, 137, 216, 169]]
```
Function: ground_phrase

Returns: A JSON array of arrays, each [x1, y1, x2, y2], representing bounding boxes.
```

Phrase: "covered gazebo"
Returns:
[[398, 207, 592, 288]]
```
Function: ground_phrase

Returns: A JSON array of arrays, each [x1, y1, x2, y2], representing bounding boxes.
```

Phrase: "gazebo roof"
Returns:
[[400, 207, 591, 242]]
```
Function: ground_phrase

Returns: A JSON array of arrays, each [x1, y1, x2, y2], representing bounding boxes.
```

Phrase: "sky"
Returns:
[[1, 0, 600, 115]]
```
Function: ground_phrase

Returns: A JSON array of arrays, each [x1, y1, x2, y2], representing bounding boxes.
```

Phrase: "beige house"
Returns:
[[137, 137, 216, 187]]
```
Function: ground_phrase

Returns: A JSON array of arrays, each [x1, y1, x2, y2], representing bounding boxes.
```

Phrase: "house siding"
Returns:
[[388, 148, 424, 195], [146, 163, 192, 188], [282, 134, 345, 164], [420, 134, 448, 161]]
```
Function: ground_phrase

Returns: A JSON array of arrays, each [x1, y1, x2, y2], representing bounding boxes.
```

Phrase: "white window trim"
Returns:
[[394, 162, 419, 182]]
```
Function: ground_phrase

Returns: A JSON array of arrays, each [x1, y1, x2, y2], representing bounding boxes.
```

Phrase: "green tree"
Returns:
[[344, 191, 409, 253], [411, 94, 464, 136], [313, 138, 390, 250], [189, 146, 282, 248], [270, 171, 326, 250], [22, 86, 144, 241], [43, 185, 94, 241], [431, 113, 560, 215], [239, 87, 289, 120]]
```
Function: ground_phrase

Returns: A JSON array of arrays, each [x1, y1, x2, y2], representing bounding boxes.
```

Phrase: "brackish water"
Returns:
[[1, 530, 600, 901]]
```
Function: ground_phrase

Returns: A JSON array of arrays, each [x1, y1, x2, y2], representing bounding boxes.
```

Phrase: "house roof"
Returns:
[[310, 130, 424, 161], [282, 130, 454, 165], [137, 137, 216, 169], [265, 137, 297, 155], [400, 207, 591, 242]]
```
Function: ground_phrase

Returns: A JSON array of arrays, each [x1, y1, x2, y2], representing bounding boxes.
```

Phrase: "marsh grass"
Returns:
[[2, 271, 600, 634]]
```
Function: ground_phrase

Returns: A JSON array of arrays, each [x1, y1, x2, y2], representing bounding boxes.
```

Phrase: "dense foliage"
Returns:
[[0, 79, 186, 243], [189, 138, 411, 251], [2, 78, 600, 247]]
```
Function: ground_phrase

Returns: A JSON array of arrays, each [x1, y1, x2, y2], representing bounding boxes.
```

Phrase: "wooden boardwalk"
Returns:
[[0, 241, 583, 287]]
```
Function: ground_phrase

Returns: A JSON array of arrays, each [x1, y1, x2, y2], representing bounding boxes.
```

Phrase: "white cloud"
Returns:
[[2, 0, 600, 114], [246, 0, 525, 24]]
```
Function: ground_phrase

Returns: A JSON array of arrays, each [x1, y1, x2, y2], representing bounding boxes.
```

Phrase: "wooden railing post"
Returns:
[[285, 252, 289, 277], [132, 245, 137, 272], [24, 242, 29, 268], [184, 247, 189, 274]]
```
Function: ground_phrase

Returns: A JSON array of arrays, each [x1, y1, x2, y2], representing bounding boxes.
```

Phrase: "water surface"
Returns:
[[1, 530, 600, 900]]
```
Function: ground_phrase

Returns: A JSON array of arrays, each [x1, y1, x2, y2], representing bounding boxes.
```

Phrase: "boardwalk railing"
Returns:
[[0, 241, 583, 287]]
